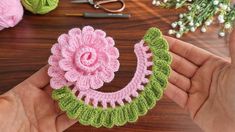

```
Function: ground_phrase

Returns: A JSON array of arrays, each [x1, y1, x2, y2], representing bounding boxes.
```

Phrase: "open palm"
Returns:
[[165, 30, 235, 132], [0, 66, 76, 132]]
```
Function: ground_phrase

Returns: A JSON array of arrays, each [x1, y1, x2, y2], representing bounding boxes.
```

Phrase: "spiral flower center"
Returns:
[[75, 47, 99, 73]]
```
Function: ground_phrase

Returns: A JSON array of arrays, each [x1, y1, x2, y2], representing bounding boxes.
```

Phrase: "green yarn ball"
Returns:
[[21, 0, 59, 14]]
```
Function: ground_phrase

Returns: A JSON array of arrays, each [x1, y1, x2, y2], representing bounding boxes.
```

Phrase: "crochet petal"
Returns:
[[61, 48, 74, 59], [59, 59, 74, 71], [106, 47, 119, 58], [68, 36, 82, 51], [48, 55, 61, 66], [82, 26, 94, 34], [95, 29, 106, 38], [109, 58, 120, 72], [82, 32, 96, 45], [99, 67, 115, 83], [106, 37, 115, 46], [51, 43, 61, 55], [98, 52, 109, 65], [64, 70, 79, 82], [68, 39, 77, 52], [48, 66, 64, 77], [69, 28, 81, 36], [92, 37, 108, 50], [76, 76, 90, 91], [50, 77, 67, 89], [90, 74, 104, 89], [58, 34, 69, 48]]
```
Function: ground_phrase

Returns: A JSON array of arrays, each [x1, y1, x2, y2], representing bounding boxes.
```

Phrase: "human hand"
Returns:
[[164, 30, 235, 132], [0, 66, 76, 132]]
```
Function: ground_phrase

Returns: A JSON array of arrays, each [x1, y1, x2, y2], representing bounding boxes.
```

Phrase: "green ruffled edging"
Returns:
[[51, 27, 172, 128]]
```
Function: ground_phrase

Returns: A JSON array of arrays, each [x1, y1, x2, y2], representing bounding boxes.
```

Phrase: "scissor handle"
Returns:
[[94, 0, 125, 13]]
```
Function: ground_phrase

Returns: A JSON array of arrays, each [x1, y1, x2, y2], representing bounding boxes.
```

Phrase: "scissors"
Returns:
[[71, 0, 126, 13]]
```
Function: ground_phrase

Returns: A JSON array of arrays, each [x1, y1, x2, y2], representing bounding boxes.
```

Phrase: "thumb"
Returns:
[[229, 29, 235, 66]]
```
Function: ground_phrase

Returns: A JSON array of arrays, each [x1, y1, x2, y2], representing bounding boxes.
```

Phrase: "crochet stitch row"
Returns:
[[52, 27, 172, 128]]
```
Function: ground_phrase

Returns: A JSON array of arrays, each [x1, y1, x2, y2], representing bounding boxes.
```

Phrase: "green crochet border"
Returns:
[[51, 27, 172, 128]]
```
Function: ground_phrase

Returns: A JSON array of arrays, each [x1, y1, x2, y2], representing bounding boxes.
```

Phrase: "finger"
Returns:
[[164, 83, 188, 108], [171, 52, 198, 78], [169, 70, 191, 92], [229, 29, 235, 65], [56, 113, 77, 132], [25, 65, 50, 89], [165, 36, 212, 66], [43, 85, 64, 115], [44, 85, 54, 97]]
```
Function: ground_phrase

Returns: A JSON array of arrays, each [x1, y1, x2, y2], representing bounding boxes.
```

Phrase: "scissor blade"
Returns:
[[71, 0, 90, 4]]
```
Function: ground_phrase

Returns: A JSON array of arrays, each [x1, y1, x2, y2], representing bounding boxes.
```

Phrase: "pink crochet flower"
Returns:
[[48, 26, 120, 91]]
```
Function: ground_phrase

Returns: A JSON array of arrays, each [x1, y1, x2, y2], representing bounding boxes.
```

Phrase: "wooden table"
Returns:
[[0, 0, 230, 132]]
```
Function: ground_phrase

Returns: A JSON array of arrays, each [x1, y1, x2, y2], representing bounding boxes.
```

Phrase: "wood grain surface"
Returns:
[[0, 0, 230, 132]]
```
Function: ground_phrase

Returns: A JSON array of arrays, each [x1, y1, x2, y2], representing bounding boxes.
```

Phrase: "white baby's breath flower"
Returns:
[[187, 16, 192, 20], [225, 23, 231, 29], [219, 31, 225, 37], [179, 14, 184, 18], [189, 21, 194, 26], [152, 0, 156, 5], [168, 29, 175, 35], [219, 19, 225, 23], [201, 27, 207, 32], [190, 27, 196, 32], [205, 21, 211, 26], [188, 6, 192, 10], [171, 22, 177, 28], [176, 33, 181, 38], [156, 1, 161, 6], [195, 23, 200, 27], [178, 21, 183, 25], [213, 0, 219, 5]]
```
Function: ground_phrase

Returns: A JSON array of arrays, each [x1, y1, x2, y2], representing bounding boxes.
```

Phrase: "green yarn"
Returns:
[[91, 109, 103, 128], [67, 102, 81, 119], [51, 27, 171, 128], [51, 87, 69, 100], [144, 27, 162, 44], [153, 71, 168, 89], [152, 49, 172, 64], [153, 60, 171, 76], [135, 95, 148, 116], [150, 38, 169, 50], [21, 0, 59, 14], [149, 80, 163, 100], [143, 88, 157, 109], [127, 103, 138, 122]]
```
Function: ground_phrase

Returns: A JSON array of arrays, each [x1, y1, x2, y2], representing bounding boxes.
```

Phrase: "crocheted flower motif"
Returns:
[[48, 26, 120, 90], [52, 27, 172, 128]]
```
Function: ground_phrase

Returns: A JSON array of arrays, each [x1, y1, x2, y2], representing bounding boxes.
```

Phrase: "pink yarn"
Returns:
[[48, 26, 120, 91], [77, 41, 153, 108], [0, 0, 24, 30]]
